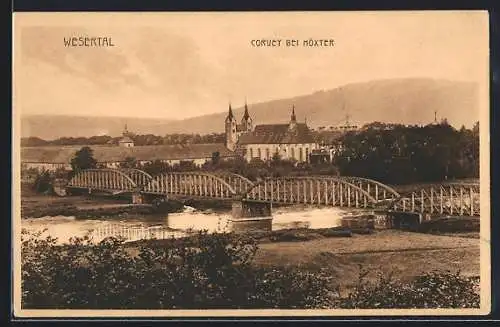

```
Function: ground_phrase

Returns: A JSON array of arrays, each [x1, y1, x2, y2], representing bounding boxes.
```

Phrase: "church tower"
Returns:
[[225, 103, 238, 151], [122, 123, 130, 137], [241, 100, 253, 132], [118, 123, 134, 148], [289, 105, 297, 130]]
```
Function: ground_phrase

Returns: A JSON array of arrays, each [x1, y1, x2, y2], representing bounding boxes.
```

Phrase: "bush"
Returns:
[[339, 267, 480, 309], [21, 230, 480, 309], [21, 229, 333, 309], [249, 267, 336, 309], [31, 171, 53, 194]]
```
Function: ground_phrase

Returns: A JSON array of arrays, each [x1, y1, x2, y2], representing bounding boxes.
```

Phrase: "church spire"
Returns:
[[289, 105, 297, 131], [243, 99, 250, 120], [226, 102, 234, 121]]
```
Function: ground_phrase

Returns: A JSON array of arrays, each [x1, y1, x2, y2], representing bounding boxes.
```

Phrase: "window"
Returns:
[[266, 148, 270, 160], [257, 148, 262, 159], [250, 148, 254, 158], [299, 148, 303, 162], [291, 147, 295, 159], [305, 148, 309, 162]]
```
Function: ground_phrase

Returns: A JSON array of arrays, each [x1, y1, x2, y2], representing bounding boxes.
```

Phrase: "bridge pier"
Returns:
[[132, 192, 144, 204], [229, 200, 273, 233], [386, 211, 423, 230]]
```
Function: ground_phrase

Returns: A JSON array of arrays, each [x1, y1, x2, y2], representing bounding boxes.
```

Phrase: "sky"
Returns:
[[13, 11, 489, 120]]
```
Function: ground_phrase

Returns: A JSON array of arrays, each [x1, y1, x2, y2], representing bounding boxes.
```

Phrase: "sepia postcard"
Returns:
[[12, 11, 491, 318]]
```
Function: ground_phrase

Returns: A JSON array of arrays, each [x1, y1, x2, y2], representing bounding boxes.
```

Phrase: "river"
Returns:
[[21, 206, 353, 244]]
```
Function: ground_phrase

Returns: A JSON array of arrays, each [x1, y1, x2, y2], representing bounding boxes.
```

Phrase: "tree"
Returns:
[[211, 151, 221, 165], [120, 156, 137, 169], [440, 118, 450, 126], [472, 121, 479, 135], [21, 137, 48, 147], [70, 147, 97, 173], [271, 152, 282, 164], [142, 160, 170, 176], [32, 170, 52, 194], [333, 124, 478, 184]]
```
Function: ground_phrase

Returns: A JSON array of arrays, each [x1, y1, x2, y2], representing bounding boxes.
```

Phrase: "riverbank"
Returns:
[[126, 228, 480, 292], [21, 195, 153, 219], [20, 194, 187, 219]]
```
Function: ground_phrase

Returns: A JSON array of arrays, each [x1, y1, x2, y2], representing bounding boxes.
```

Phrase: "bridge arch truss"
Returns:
[[390, 183, 480, 216], [118, 168, 153, 187], [67, 169, 139, 193], [210, 171, 255, 194], [242, 176, 378, 209], [142, 171, 237, 199], [338, 176, 401, 203]]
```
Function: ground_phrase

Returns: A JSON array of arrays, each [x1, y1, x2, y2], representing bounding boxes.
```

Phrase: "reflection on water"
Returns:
[[21, 206, 352, 244]]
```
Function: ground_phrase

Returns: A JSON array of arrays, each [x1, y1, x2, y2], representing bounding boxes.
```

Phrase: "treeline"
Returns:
[[130, 123, 479, 185], [133, 155, 339, 182], [24, 121, 480, 186], [334, 122, 479, 184], [21, 133, 226, 147]]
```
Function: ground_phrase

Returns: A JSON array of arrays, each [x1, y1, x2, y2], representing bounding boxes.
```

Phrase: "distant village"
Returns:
[[20, 102, 429, 173]]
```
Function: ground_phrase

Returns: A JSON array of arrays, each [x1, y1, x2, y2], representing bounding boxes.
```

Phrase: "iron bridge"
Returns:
[[65, 168, 480, 216]]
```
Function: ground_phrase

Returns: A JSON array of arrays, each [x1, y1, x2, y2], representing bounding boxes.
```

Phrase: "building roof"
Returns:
[[243, 103, 250, 120], [225, 104, 234, 122], [119, 136, 134, 143], [238, 123, 316, 145], [236, 124, 246, 132], [21, 143, 237, 163]]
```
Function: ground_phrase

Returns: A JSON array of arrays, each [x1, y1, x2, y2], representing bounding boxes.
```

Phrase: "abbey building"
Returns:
[[225, 102, 318, 163]]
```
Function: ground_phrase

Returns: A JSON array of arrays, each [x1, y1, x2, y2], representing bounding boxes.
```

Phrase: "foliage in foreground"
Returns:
[[340, 269, 480, 309], [21, 229, 480, 309]]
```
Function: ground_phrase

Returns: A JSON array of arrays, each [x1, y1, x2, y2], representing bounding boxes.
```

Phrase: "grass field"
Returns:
[[253, 229, 480, 289]]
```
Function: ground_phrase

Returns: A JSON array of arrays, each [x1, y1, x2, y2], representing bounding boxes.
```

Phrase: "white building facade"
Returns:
[[244, 142, 318, 162], [225, 104, 319, 163]]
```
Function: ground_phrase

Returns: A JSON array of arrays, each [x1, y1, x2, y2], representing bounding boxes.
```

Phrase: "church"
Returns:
[[225, 102, 318, 163]]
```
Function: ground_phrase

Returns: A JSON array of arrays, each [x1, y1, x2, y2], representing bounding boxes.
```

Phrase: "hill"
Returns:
[[167, 78, 478, 134], [20, 116, 176, 140], [20, 78, 479, 139]]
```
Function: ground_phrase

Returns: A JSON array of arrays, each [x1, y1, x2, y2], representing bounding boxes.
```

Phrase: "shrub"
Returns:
[[339, 267, 480, 309], [248, 267, 336, 309], [21, 229, 335, 309], [31, 171, 53, 194], [21, 230, 480, 309]]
